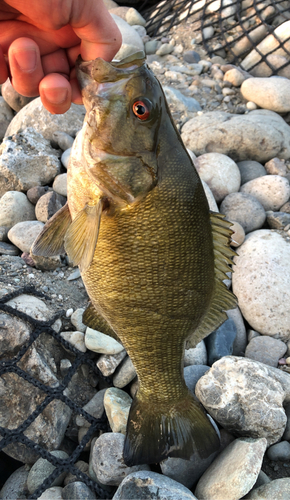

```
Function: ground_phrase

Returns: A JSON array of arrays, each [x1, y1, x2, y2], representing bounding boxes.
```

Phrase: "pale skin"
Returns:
[[0, 0, 122, 113]]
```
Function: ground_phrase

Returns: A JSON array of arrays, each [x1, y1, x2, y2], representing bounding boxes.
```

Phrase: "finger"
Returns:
[[39, 73, 71, 114], [8, 37, 44, 96], [70, 77, 83, 105], [41, 48, 70, 77], [0, 45, 9, 83]]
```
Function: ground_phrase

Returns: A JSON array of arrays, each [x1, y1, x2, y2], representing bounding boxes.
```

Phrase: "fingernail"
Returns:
[[43, 88, 68, 104], [13, 49, 37, 72]]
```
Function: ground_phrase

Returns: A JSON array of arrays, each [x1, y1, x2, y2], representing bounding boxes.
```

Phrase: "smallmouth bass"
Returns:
[[32, 51, 236, 466]]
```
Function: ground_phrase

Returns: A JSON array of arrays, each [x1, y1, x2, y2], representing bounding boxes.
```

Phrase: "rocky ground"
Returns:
[[1, 1, 290, 500]]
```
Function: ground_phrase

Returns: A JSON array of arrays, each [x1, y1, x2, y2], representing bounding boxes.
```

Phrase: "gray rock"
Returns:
[[0, 225, 9, 241], [85, 327, 124, 354], [125, 8, 146, 26], [1, 78, 35, 111], [226, 307, 247, 356], [181, 110, 290, 163], [237, 160, 267, 184], [195, 356, 287, 446], [280, 201, 290, 213], [205, 318, 237, 365], [63, 460, 90, 486], [31, 253, 62, 271], [220, 192, 266, 234], [245, 478, 290, 499], [35, 191, 66, 223], [76, 389, 106, 427], [163, 86, 201, 113], [184, 340, 207, 366], [282, 403, 290, 440], [27, 450, 69, 493], [67, 268, 81, 281], [113, 356, 137, 388], [60, 331, 86, 353], [61, 148, 71, 169], [91, 433, 150, 486], [245, 336, 287, 367], [70, 308, 86, 332], [0, 191, 36, 229], [195, 438, 267, 500], [8, 220, 44, 253], [183, 50, 201, 63], [53, 173, 67, 197], [145, 40, 161, 55], [160, 451, 216, 489], [241, 77, 290, 113], [184, 365, 210, 395], [0, 311, 31, 356], [266, 211, 290, 230], [252, 470, 271, 490], [27, 185, 53, 205], [5, 97, 85, 141], [37, 486, 63, 500], [104, 387, 132, 434], [51, 131, 74, 151], [113, 471, 197, 499], [0, 96, 14, 140], [156, 43, 174, 56], [0, 240, 19, 255], [266, 440, 290, 461], [97, 350, 127, 377], [0, 465, 29, 499], [62, 481, 96, 499], [240, 175, 290, 211], [0, 128, 61, 197]]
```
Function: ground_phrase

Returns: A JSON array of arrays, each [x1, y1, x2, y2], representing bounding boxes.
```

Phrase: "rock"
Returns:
[[145, 40, 161, 55], [5, 97, 85, 141], [247, 101, 258, 110], [232, 230, 290, 341], [232, 24, 268, 58], [203, 26, 214, 40], [37, 486, 63, 500], [97, 350, 127, 377], [163, 86, 201, 113], [61, 148, 71, 169], [62, 481, 96, 499], [229, 220, 245, 247], [70, 308, 86, 332], [27, 450, 69, 493], [51, 131, 74, 151], [282, 404, 290, 440], [237, 160, 267, 184], [113, 471, 197, 499], [184, 365, 210, 394], [195, 356, 287, 446], [264, 157, 287, 176], [67, 268, 81, 280], [35, 191, 67, 223], [267, 441, 290, 461], [63, 460, 90, 486], [193, 152, 241, 202], [184, 340, 207, 366], [53, 173, 67, 197], [104, 387, 132, 434], [241, 77, 290, 113], [111, 14, 144, 60], [205, 318, 237, 365], [0, 128, 61, 196], [280, 201, 290, 213], [201, 180, 219, 211], [0, 310, 31, 356], [0, 96, 14, 140], [161, 450, 216, 489], [0, 465, 29, 499], [76, 389, 106, 427], [113, 356, 136, 388], [156, 43, 174, 56], [1, 78, 36, 112], [224, 68, 247, 87], [0, 241, 19, 255], [0, 226, 8, 241], [8, 220, 44, 253], [91, 433, 150, 486], [60, 331, 87, 353], [195, 437, 267, 500], [30, 253, 62, 271], [27, 185, 53, 204], [183, 50, 201, 64], [220, 192, 266, 233], [267, 211, 290, 230], [245, 336, 287, 367], [245, 478, 290, 499], [226, 307, 247, 356], [125, 8, 146, 26], [0, 191, 36, 229], [85, 327, 124, 354], [181, 110, 290, 163], [253, 470, 271, 490]]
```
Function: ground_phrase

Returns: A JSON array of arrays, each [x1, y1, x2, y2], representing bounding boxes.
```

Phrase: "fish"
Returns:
[[32, 50, 237, 466]]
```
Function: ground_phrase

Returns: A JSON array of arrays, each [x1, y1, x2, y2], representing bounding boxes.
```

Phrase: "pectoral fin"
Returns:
[[31, 203, 72, 257], [64, 200, 102, 273]]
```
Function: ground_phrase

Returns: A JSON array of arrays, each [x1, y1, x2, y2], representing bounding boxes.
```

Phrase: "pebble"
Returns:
[[85, 327, 124, 354], [104, 387, 132, 434], [237, 160, 267, 184], [62, 481, 96, 499], [0, 240, 19, 255], [232, 230, 290, 340], [53, 173, 67, 197], [30, 253, 61, 271], [184, 365, 210, 395], [97, 350, 127, 377], [1, 78, 35, 112], [112, 471, 197, 499], [246, 478, 290, 499], [61, 148, 71, 169], [205, 318, 237, 365], [183, 50, 201, 63], [267, 211, 290, 229], [241, 175, 290, 211], [160, 451, 216, 489], [125, 7, 146, 27], [201, 180, 218, 211], [223, 68, 247, 87], [35, 191, 66, 223], [91, 433, 150, 486], [37, 486, 63, 500], [156, 43, 174, 56], [113, 355, 136, 388], [229, 220, 245, 247], [0, 96, 14, 141], [184, 340, 207, 367], [282, 404, 290, 440], [226, 307, 247, 356], [203, 26, 214, 40], [245, 336, 287, 367], [67, 268, 81, 281], [267, 441, 290, 461], [145, 40, 161, 55], [0, 465, 29, 499], [66, 308, 73, 318], [51, 130, 74, 151], [0, 225, 8, 241], [241, 77, 290, 113], [27, 185, 53, 205], [76, 389, 106, 427], [264, 157, 287, 176], [163, 86, 201, 113], [63, 460, 90, 486], [220, 192, 266, 234], [195, 437, 267, 500], [196, 356, 287, 445], [0, 191, 36, 229], [246, 101, 258, 110], [193, 152, 241, 202], [60, 331, 87, 353], [70, 308, 86, 332], [7, 220, 44, 253], [27, 450, 69, 493]]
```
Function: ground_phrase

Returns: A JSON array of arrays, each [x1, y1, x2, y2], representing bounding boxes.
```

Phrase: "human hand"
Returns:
[[0, 0, 122, 114]]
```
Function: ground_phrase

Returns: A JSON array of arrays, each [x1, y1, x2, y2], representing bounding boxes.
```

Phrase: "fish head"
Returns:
[[76, 51, 165, 206]]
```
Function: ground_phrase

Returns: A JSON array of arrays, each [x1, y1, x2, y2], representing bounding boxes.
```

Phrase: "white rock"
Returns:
[[60, 331, 87, 353], [85, 327, 124, 354], [241, 77, 290, 113], [240, 175, 290, 211], [37, 487, 63, 500], [111, 14, 144, 61], [223, 68, 247, 87], [156, 43, 174, 56], [232, 24, 267, 57], [61, 148, 71, 169], [8, 220, 44, 253], [193, 153, 241, 202], [0, 191, 36, 229], [246, 101, 258, 110], [97, 350, 127, 377], [229, 220, 245, 247], [125, 8, 146, 27], [232, 230, 290, 341], [203, 26, 214, 40], [70, 308, 86, 332], [163, 86, 201, 113], [53, 173, 67, 197], [0, 96, 14, 140], [201, 180, 219, 211], [7, 294, 51, 321], [184, 340, 207, 367], [104, 387, 132, 434]]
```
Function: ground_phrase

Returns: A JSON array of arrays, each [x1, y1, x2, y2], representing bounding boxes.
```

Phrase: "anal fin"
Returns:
[[31, 203, 72, 256], [83, 303, 121, 343]]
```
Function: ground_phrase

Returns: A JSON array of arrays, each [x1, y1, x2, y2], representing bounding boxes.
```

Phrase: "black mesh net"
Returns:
[[0, 286, 113, 499], [141, 0, 290, 75]]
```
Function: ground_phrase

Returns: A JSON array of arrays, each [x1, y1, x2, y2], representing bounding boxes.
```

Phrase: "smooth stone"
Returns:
[[240, 175, 290, 211], [8, 220, 44, 253], [201, 180, 219, 211], [61, 148, 71, 169], [111, 14, 144, 60], [156, 43, 174, 56], [181, 110, 290, 163], [183, 50, 201, 63], [267, 440, 290, 461], [37, 487, 63, 500], [113, 356, 136, 388], [76, 389, 106, 427], [280, 201, 290, 213], [91, 433, 150, 486], [0, 465, 29, 499], [30, 253, 62, 271], [163, 86, 201, 113], [205, 318, 237, 365], [184, 365, 210, 394], [62, 481, 96, 500], [247, 101, 258, 110], [27, 185, 53, 204], [112, 471, 197, 499], [267, 211, 290, 230], [245, 478, 290, 499], [160, 450, 216, 489], [237, 160, 267, 184], [67, 268, 81, 281], [145, 40, 161, 55], [195, 437, 267, 500], [184, 340, 207, 366], [27, 450, 69, 493], [35, 191, 66, 223], [104, 387, 132, 434], [70, 308, 86, 332], [231, 24, 267, 58], [223, 68, 247, 86], [53, 173, 67, 197], [1, 78, 35, 112], [245, 336, 287, 367], [195, 356, 287, 445], [109, 6, 129, 19], [0, 241, 19, 255], [252, 470, 271, 490], [232, 230, 290, 341], [85, 327, 124, 354], [97, 350, 127, 377], [264, 157, 287, 176], [193, 152, 241, 202], [220, 192, 266, 234], [229, 220, 245, 247], [63, 460, 90, 486], [125, 8, 146, 26], [51, 130, 74, 151], [203, 26, 214, 40], [60, 331, 87, 353], [0, 191, 36, 229], [241, 77, 290, 113], [282, 404, 290, 440], [0, 225, 9, 241], [226, 307, 247, 356], [132, 25, 146, 38], [0, 96, 14, 140], [7, 293, 51, 321]]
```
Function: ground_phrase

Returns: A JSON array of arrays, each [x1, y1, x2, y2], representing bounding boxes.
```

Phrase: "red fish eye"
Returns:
[[132, 100, 150, 120]]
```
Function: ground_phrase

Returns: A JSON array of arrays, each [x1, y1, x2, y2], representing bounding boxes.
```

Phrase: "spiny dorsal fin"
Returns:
[[64, 200, 103, 273], [31, 203, 72, 257], [83, 303, 121, 343]]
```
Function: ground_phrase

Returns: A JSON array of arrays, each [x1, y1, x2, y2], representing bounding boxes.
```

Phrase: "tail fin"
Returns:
[[123, 390, 220, 466]]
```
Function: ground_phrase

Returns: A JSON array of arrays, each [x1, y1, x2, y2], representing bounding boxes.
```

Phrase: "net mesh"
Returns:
[[0, 286, 113, 499]]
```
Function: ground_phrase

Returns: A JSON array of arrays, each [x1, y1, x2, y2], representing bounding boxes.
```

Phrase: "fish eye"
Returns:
[[132, 99, 151, 120]]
